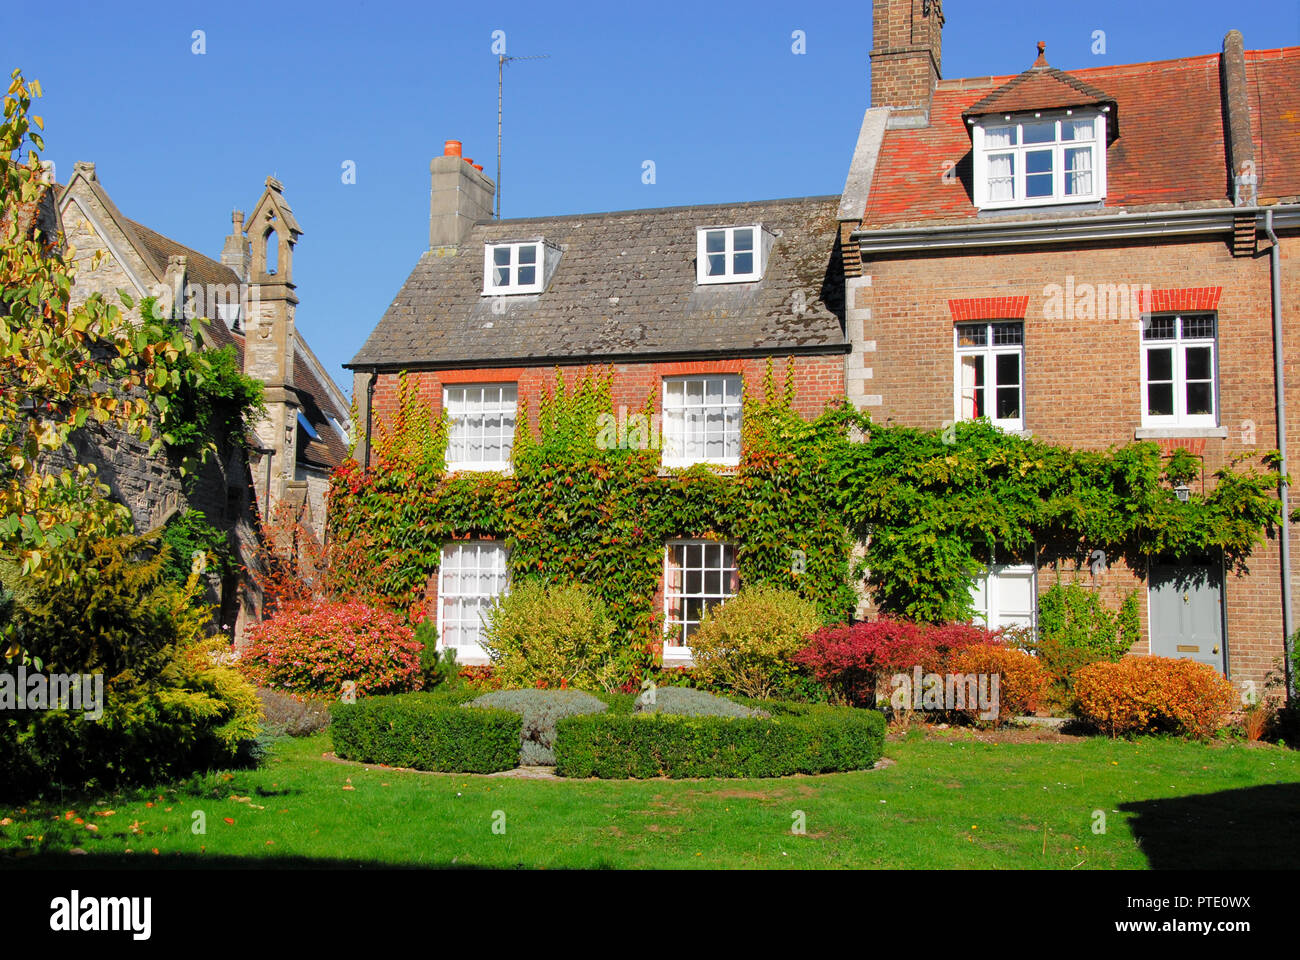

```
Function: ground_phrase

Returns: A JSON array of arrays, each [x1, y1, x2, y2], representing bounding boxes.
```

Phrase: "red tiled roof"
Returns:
[[1246, 48, 1300, 201], [964, 67, 1115, 119], [861, 48, 1300, 229]]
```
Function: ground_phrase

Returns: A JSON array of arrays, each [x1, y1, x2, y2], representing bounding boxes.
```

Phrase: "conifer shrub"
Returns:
[[0, 536, 262, 798]]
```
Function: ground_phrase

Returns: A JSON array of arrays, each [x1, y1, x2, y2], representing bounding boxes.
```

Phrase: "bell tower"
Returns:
[[242, 176, 304, 516]]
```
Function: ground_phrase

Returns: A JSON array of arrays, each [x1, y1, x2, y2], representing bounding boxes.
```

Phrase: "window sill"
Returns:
[[1134, 426, 1228, 440]]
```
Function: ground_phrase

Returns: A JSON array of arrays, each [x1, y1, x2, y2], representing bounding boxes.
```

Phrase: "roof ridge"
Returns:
[[476, 194, 839, 226]]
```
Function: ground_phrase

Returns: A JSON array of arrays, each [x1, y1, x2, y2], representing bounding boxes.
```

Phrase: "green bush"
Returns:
[[688, 585, 822, 700], [634, 686, 767, 718], [414, 619, 459, 690], [554, 702, 885, 779], [330, 693, 520, 773], [481, 579, 631, 692], [158, 509, 232, 585], [467, 688, 608, 765], [0, 536, 263, 799], [1025, 581, 1140, 712]]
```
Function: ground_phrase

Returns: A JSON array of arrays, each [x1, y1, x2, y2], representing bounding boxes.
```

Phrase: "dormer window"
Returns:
[[696, 225, 771, 284], [972, 112, 1106, 209], [483, 240, 550, 295]]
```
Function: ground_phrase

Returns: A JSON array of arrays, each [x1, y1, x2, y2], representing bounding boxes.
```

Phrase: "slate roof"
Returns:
[[348, 195, 847, 370], [856, 47, 1300, 230]]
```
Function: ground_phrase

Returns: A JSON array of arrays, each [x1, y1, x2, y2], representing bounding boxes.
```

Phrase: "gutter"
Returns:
[[851, 203, 1300, 253], [363, 371, 376, 471], [1265, 210, 1295, 701]]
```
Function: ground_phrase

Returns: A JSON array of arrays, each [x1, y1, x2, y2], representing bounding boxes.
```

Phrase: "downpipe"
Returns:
[[1265, 209, 1295, 701]]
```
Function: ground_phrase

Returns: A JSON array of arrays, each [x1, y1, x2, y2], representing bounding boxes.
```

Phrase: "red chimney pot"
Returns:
[[443, 139, 462, 157]]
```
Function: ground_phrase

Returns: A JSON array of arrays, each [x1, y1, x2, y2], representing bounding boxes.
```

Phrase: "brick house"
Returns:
[[348, 142, 848, 664], [839, 0, 1300, 692], [53, 163, 349, 636]]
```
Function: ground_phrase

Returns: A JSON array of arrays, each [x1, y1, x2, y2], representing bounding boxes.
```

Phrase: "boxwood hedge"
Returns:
[[553, 702, 886, 779], [330, 693, 520, 773]]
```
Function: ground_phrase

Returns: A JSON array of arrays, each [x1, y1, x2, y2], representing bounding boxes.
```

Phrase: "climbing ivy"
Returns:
[[329, 363, 1283, 669]]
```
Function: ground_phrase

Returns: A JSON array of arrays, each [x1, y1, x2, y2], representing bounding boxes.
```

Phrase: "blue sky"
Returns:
[[10, 0, 1298, 397]]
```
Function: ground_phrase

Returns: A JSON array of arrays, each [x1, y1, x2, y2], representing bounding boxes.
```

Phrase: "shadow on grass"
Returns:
[[1119, 782, 1300, 869], [1, 852, 512, 870]]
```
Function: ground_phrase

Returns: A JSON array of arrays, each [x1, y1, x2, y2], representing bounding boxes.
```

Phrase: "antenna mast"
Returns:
[[497, 52, 549, 219]]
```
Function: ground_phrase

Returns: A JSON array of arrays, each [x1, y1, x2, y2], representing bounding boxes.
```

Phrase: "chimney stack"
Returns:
[[221, 208, 251, 281], [870, 0, 945, 127], [430, 139, 495, 249]]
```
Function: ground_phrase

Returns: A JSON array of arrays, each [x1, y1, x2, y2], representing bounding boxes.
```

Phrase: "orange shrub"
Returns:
[[949, 645, 1050, 726], [1072, 656, 1236, 739]]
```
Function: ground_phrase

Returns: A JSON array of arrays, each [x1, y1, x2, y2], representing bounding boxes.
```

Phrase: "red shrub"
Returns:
[[794, 619, 1003, 707], [1073, 656, 1237, 738], [240, 599, 423, 697]]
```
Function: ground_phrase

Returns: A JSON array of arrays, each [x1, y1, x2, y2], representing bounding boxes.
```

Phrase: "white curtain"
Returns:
[[1066, 146, 1093, 196], [987, 153, 1014, 201]]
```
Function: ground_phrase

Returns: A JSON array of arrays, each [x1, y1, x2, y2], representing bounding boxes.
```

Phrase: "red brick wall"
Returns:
[[850, 232, 1300, 691], [369, 354, 845, 432]]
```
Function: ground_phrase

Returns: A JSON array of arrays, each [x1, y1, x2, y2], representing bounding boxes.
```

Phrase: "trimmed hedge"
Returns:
[[330, 693, 521, 773], [554, 702, 885, 779]]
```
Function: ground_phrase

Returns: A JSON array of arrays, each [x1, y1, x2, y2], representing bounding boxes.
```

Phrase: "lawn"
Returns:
[[3, 729, 1297, 869]]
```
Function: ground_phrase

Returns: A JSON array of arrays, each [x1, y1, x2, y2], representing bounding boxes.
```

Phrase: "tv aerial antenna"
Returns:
[[497, 52, 550, 218]]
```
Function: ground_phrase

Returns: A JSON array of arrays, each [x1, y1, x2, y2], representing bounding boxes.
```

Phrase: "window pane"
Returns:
[[1147, 383, 1174, 417], [984, 126, 1016, 148], [493, 247, 511, 265], [1022, 121, 1056, 144], [493, 265, 510, 287], [996, 386, 1020, 420], [1185, 346, 1212, 382], [1186, 381, 1213, 416], [1144, 316, 1176, 340], [1025, 149, 1053, 198], [732, 228, 754, 252], [517, 244, 537, 264], [732, 251, 753, 274], [995, 352, 1020, 387], [956, 324, 987, 347], [1181, 314, 1215, 339], [1147, 348, 1173, 382], [517, 265, 536, 285], [991, 322, 1023, 346], [987, 153, 1014, 201], [705, 230, 725, 253], [960, 355, 985, 420], [706, 254, 726, 276], [1062, 119, 1094, 141], [1064, 147, 1093, 196]]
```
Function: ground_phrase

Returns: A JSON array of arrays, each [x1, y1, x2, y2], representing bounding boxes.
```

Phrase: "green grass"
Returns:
[[2, 729, 1298, 869]]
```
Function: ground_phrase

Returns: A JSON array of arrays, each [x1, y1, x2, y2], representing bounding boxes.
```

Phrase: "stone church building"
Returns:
[[53, 162, 349, 637]]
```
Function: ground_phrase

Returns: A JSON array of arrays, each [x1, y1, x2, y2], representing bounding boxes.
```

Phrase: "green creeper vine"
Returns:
[[329, 361, 1283, 668]]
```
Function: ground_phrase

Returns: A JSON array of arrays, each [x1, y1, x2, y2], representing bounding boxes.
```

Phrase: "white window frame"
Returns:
[[953, 321, 1025, 432], [443, 382, 517, 472], [483, 240, 544, 295], [437, 541, 510, 664], [663, 539, 739, 660], [970, 554, 1037, 637], [696, 224, 764, 284], [1139, 313, 1219, 430], [972, 110, 1107, 210], [661, 374, 743, 468]]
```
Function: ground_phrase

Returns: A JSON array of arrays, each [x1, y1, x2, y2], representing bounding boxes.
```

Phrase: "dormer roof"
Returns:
[[962, 48, 1119, 137]]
